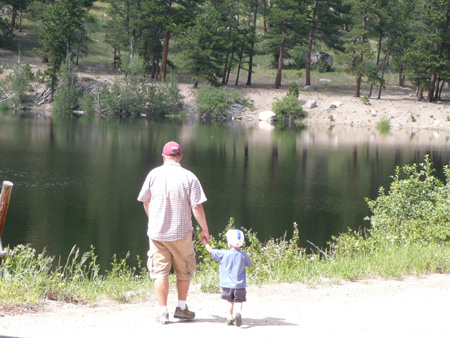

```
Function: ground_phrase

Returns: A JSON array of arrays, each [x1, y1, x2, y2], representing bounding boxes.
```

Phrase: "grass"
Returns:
[[2, 222, 449, 311], [376, 117, 391, 135]]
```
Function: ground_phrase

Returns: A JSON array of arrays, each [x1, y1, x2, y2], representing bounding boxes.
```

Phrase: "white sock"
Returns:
[[160, 306, 168, 314], [178, 300, 186, 310], [227, 314, 233, 320]]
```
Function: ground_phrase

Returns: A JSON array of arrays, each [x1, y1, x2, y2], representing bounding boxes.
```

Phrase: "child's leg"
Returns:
[[227, 301, 234, 319], [234, 302, 243, 327]]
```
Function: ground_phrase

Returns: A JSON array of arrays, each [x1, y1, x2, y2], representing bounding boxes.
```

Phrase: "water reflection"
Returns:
[[1, 114, 450, 268]]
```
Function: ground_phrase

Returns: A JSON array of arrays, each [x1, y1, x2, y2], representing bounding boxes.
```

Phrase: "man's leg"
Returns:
[[176, 279, 190, 302], [174, 279, 195, 319], [155, 278, 169, 306]]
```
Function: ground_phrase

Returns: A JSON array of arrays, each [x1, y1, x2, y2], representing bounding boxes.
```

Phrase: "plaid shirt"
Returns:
[[137, 162, 207, 241]]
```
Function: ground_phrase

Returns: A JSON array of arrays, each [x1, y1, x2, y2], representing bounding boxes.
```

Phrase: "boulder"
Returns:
[[329, 101, 342, 109], [302, 51, 334, 71], [303, 85, 317, 92], [305, 100, 317, 109], [259, 111, 276, 122]]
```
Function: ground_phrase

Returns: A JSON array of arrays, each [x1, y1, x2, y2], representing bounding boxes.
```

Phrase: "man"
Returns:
[[137, 141, 210, 324]]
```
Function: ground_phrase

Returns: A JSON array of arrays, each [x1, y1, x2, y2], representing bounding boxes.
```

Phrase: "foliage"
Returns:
[[329, 156, 450, 256], [9, 64, 33, 105], [376, 117, 391, 135], [194, 218, 305, 290], [288, 82, 299, 98], [99, 56, 183, 117], [79, 90, 96, 114], [52, 57, 79, 114], [195, 86, 247, 118], [272, 94, 305, 120], [0, 245, 152, 309]]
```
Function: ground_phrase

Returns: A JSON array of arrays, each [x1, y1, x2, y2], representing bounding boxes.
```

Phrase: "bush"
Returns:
[[376, 117, 391, 135], [79, 91, 96, 114], [329, 156, 450, 256], [272, 94, 305, 120], [195, 86, 248, 117]]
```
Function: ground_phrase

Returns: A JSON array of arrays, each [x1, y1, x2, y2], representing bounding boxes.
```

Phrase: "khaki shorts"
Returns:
[[147, 232, 196, 280]]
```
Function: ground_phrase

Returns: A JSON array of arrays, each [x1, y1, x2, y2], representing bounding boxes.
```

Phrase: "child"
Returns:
[[202, 229, 252, 326]]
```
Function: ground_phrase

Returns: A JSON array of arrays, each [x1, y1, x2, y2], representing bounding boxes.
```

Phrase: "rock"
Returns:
[[434, 120, 442, 125], [371, 110, 377, 117], [259, 111, 276, 122], [302, 51, 334, 71], [305, 100, 317, 109], [303, 85, 316, 92], [329, 101, 342, 109], [319, 79, 332, 82]]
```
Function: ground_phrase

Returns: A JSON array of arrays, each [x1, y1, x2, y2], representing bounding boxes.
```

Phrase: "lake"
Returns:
[[2, 113, 450, 269]]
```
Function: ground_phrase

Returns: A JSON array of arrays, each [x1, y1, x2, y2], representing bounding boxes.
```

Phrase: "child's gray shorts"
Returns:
[[221, 287, 247, 302]]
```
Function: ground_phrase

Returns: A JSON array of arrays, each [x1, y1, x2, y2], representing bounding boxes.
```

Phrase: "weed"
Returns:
[[361, 95, 370, 105], [376, 117, 391, 135]]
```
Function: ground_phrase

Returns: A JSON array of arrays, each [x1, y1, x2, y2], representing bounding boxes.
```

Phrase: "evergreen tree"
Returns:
[[38, 0, 91, 99], [180, 4, 228, 87], [266, 0, 308, 89]]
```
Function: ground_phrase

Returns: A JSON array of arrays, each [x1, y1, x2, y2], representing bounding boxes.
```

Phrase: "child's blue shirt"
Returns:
[[211, 249, 252, 288]]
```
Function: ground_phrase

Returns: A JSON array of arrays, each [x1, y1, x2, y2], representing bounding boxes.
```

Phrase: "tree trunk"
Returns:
[[435, 78, 441, 100], [418, 87, 424, 101], [274, 35, 286, 89], [354, 17, 366, 97], [11, 6, 17, 30], [398, 67, 403, 87], [427, 72, 437, 102], [161, 31, 170, 80], [377, 54, 389, 99], [235, 52, 243, 86], [222, 49, 230, 85], [246, 0, 258, 86], [113, 46, 117, 69], [305, 0, 319, 87]]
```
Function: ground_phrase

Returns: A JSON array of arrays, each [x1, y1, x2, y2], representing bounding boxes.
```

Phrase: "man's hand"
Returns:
[[201, 230, 210, 244]]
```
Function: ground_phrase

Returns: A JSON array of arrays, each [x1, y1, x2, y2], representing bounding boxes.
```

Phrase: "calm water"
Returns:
[[2, 113, 450, 268]]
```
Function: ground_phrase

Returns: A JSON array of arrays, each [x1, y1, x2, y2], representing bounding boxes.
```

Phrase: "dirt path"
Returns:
[[2, 274, 450, 338]]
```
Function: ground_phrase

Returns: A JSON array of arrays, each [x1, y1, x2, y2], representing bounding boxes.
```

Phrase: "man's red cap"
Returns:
[[162, 141, 182, 156]]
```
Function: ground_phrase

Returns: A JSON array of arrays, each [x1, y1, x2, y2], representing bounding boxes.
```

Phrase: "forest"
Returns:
[[0, 0, 449, 117]]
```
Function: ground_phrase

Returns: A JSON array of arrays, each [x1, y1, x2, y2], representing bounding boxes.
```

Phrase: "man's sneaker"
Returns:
[[226, 318, 235, 326], [235, 312, 242, 327], [174, 306, 195, 320], [156, 311, 169, 325]]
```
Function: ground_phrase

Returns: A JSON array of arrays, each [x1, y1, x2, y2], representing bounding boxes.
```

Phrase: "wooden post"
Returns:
[[0, 181, 13, 258], [0, 181, 13, 238]]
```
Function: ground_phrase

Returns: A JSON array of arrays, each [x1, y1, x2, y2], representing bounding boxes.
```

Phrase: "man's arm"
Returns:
[[192, 203, 210, 243], [143, 201, 149, 217]]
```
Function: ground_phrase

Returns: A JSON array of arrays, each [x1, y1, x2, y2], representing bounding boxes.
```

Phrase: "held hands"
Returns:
[[201, 234, 213, 253], [200, 230, 210, 244]]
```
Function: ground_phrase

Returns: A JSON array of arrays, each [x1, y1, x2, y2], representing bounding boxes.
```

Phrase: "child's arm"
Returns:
[[201, 238, 213, 253]]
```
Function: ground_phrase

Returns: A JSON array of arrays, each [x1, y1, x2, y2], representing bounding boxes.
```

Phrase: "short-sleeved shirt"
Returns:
[[211, 249, 252, 288], [137, 162, 207, 241]]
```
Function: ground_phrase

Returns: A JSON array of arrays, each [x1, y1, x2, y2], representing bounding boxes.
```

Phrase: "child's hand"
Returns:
[[201, 238, 208, 245]]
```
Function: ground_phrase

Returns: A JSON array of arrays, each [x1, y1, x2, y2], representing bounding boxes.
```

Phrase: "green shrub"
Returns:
[[288, 82, 299, 98], [195, 86, 248, 117], [329, 156, 450, 256], [376, 117, 391, 135], [79, 91, 96, 114], [272, 94, 305, 120], [10, 64, 32, 104]]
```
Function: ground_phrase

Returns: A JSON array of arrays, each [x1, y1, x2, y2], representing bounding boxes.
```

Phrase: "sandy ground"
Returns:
[[1, 274, 450, 338]]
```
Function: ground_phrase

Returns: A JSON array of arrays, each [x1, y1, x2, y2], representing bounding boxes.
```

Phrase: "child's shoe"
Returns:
[[235, 312, 242, 327]]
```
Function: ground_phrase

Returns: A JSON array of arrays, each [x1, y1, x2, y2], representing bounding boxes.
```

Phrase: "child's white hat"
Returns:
[[226, 229, 245, 248]]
